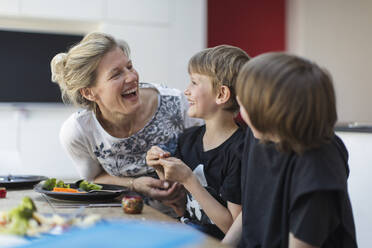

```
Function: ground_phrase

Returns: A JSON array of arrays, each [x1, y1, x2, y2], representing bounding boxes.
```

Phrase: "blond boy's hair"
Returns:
[[237, 52, 337, 154], [188, 45, 250, 112]]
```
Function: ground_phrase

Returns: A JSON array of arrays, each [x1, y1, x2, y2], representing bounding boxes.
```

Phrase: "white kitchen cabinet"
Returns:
[[19, 0, 105, 21], [0, 0, 20, 16], [107, 0, 170, 24]]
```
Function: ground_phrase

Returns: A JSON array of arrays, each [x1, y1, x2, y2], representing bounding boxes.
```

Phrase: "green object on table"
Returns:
[[41, 178, 56, 191], [78, 180, 102, 191], [0, 197, 37, 235], [42, 178, 71, 191]]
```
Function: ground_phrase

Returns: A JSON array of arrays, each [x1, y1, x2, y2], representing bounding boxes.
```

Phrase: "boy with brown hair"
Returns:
[[146, 45, 250, 239], [225, 52, 357, 247]]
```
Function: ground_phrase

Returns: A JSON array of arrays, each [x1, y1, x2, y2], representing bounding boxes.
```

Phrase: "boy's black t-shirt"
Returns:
[[175, 125, 244, 239], [239, 128, 357, 248]]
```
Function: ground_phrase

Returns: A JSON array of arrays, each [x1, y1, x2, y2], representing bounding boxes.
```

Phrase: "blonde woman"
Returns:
[[51, 32, 201, 214]]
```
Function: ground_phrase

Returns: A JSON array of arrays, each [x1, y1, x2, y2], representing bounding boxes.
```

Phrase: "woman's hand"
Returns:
[[132, 176, 182, 201], [146, 146, 170, 179], [156, 157, 193, 185], [161, 185, 187, 216]]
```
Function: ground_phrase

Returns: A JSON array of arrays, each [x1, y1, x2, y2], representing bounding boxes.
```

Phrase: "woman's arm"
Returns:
[[94, 171, 183, 202], [59, 116, 103, 180], [222, 211, 242, 246], [94, 171, 135, 188]]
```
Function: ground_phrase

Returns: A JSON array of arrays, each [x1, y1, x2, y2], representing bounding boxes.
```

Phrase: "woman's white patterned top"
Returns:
[[60, 82, 202, 180]]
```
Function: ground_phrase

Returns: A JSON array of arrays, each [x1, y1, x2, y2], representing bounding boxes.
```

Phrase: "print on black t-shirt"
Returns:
[[175, 125, 244, 239], [184, 164, 226, 225]]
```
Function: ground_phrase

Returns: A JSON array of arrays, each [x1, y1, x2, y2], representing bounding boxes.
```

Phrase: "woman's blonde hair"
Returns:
[[50, 32, 130, 110], [237, 52, 337, 154], [188, 45, 250, 112]]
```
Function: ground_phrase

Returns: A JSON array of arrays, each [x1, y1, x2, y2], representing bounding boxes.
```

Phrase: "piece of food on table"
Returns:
[[42, 178, 102, 193], [42, 178, 56, 191], [78, 180, 103, 191], [52, 187, 83, 193], [0, 197, 101, 236], [0, 197, 37, 235], [0, 187, 6, 198], [42, 178, 71, 191], [55, 180, 70, 188], [122, 195, 144, 214]]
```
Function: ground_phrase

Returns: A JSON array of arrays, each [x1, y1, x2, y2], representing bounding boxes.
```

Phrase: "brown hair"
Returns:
[[50, 32, 130, 110], [188, 45, 250, 112], [237, 52, 337, 154]]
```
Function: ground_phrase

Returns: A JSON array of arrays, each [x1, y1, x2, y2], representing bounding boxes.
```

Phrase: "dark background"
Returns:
[[0, 30, 83, 103]]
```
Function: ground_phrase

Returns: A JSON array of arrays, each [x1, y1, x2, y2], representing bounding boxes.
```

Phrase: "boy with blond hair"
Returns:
[[147, 45, 250, 239]]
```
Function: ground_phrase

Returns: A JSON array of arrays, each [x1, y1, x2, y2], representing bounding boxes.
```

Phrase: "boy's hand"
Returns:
[[147, 146, 170, 161], [157, 157, 193, 184], [146, 146, 171, 179]]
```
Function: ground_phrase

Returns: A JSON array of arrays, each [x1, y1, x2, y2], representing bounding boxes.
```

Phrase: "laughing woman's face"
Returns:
[[84, 46, 141, 118]]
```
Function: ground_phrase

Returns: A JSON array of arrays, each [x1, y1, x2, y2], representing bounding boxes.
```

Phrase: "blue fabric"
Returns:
[[17, 220, 204, 248]]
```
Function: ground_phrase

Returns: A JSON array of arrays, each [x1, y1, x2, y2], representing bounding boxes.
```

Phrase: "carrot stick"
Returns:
[[52, 187, 85, 193]]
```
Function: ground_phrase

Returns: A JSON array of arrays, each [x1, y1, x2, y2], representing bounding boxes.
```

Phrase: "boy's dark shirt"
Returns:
[[175, 125, 244, 239], [239, 128, 357, 248]]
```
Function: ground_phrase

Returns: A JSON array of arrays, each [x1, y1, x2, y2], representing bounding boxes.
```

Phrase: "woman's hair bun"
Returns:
[[50, 53, 67, 85]]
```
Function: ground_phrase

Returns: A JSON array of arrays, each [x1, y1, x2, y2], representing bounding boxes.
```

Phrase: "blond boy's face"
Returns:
[[184, 73, 218, 119]]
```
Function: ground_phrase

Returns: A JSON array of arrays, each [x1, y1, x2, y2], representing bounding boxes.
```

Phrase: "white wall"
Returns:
[[0, 105, 77, 178], [287, 0, 372, 123], [0, 0, 206, 178], [336, 132, 372, 248]]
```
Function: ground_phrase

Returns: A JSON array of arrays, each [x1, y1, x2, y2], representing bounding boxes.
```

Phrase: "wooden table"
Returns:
[[1, 188, 228, 248]]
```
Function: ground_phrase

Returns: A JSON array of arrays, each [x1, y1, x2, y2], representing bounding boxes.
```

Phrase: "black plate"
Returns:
[[34, 182, 128, 202], [0, 175, 48, 189]]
